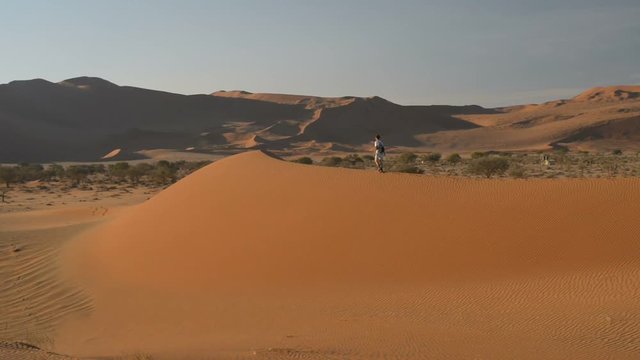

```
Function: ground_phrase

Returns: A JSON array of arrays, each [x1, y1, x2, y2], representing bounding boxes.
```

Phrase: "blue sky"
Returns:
[[1, 0, 639, 107]]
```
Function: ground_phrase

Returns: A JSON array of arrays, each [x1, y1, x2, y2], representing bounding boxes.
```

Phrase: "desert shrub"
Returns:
[[612, 149, 623, 155], [15, 163, 44, 182], [553, 145, 569, 154], [89, 164, 106, 174], [66, 165, 91, 185], [151, 161, 178, 184], [109, 162, 131, 180], [469, 157, 510, 178], [194, 160, 213, 169], [179, 160, 212, 174], [446, 153, 462, 164], [508, 164, 527, 178], [343, 154, 364, 166], [397, 152, 417, 164], [392, 165, 424, 174], [0, 166, 18, 187], [422, 152, 442, 163], [320, 156, 342, 167], [44, 164, 66, 180], [292, 157, 313, 165], [128, 163, 154, 184], [471, 151, 486, 159], [362, 154, 375, 161]]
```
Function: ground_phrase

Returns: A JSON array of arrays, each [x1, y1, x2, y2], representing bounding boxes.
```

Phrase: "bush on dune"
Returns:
[[422, 152, 442, 163], [108, 162, 131, 180], [469, 157, 510, 178], [397, 152, 417, 164], [446, 153, 462, 164], [66, 165, 91, 185], [343, 154, 364, 166], [320, 156, 342, 167], [291, 157, 313, 165], [471, 151, 486, 159], [15, 163, 44, 182]]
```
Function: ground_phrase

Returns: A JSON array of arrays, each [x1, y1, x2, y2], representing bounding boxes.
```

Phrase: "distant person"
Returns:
[[542, 154, 550, 167], [374, 134, 385, 172]]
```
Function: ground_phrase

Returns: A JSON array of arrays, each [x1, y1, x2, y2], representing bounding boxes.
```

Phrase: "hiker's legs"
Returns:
[[375, 157, 384, 172]]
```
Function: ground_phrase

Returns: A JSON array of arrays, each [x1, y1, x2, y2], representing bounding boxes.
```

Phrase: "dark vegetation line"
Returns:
[[291, 149, 639, 179]]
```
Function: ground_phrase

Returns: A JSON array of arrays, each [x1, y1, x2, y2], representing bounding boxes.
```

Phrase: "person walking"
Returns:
[[374, 134, 385, 173]]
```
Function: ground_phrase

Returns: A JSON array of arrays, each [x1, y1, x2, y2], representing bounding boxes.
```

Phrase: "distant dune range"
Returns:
[[2, 77, 639, 162], [45, 151, 640, 359]]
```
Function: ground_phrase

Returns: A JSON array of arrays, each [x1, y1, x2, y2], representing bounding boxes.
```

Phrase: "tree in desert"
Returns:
[[0, 166, 18, 187], [469, 157, 510, 178]]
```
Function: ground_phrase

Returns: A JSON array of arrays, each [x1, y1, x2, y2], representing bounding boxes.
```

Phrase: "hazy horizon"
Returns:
[[1, 0, 639, 107]]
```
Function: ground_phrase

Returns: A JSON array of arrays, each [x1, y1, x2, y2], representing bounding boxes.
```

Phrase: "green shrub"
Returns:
[[89, 164, 106, 174], [15, 163, 44, 182], [612, 149, 623, 155], [422, 152, 442, 163], [151, 161, 178, 184], [44, 164, 65, 180], [66, 165, 91, 185], [109, 162, 131, 180], [362, 155, 375, 161], [469, 157, 510, 178], [128, 163, 154, 183], [446, 153, 462, 164], [397, 152, 417, 163], [292, 157, 313, 165], [320, 156, 342, 167], [471, 151, 486, 159]]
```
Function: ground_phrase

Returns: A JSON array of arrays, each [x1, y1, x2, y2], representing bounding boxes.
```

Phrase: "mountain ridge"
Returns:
[[1, 77, 639, 162]]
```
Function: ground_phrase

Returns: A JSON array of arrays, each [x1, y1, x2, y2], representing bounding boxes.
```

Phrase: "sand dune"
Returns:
[[212, 90, 355, 108], [2, 78, 640, 162], [100, 148, 121, 160], [573, 85, 640, 102], [437, 86, 640, 152], [51, 151, 640, 358]]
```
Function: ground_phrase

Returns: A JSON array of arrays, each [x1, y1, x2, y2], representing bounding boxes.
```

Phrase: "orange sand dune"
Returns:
[[573, 85, 640, 102], [56, 151, 640, 359], [100, 148, 121, 160]]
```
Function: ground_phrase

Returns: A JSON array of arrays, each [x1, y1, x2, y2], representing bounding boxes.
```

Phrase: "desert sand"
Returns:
[[0, 183, 159, 359], [0, 150, 625, 359]]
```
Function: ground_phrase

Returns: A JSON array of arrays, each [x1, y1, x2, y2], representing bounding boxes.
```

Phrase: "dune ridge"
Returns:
[[52, 151, 640, 359], [4, 77, 640, 162]]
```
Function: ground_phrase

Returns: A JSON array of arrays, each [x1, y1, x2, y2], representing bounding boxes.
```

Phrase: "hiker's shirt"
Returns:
[[374, 140, 385, 159]]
